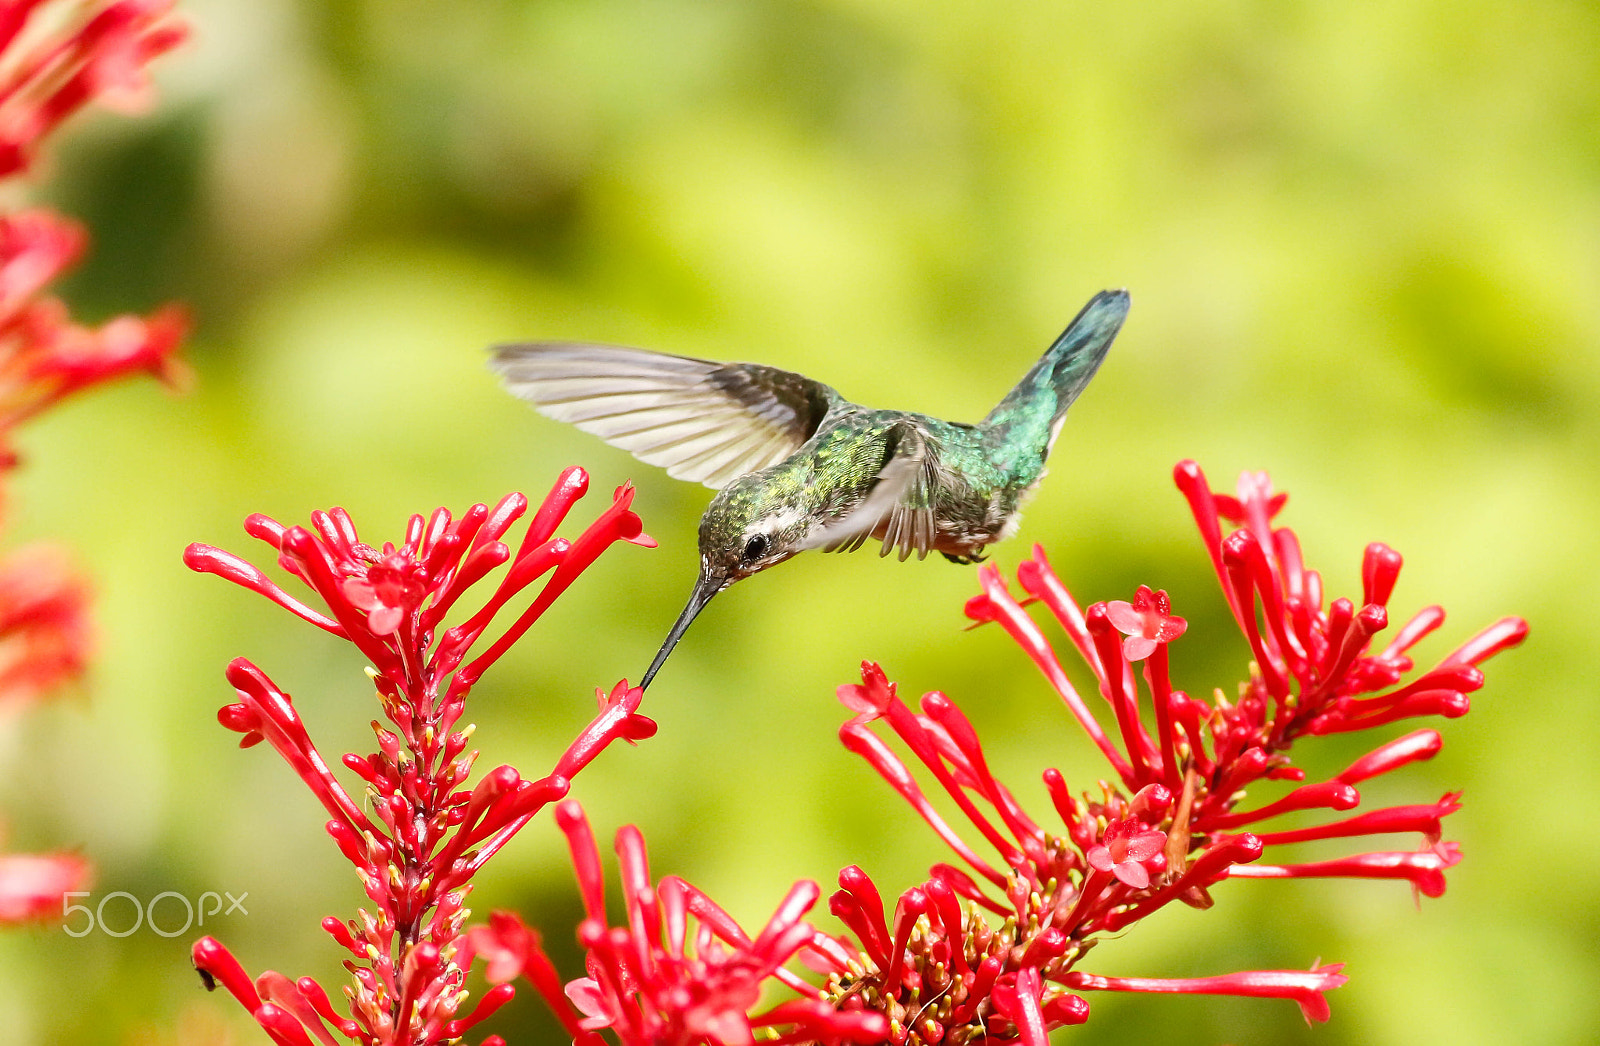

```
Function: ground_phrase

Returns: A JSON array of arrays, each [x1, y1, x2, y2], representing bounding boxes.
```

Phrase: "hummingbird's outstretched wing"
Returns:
[[490, 342, 841, 489], [808, 422, 939, 562]]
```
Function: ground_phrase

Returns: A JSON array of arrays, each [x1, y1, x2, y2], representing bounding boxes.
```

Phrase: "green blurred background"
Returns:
[[0, 0, 1592, 1042]]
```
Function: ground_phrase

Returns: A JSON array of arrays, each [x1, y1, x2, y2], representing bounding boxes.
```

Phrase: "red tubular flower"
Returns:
[[1103, 585, 1186, 662], [188, 476, 659, 1046], [502, 800, 891, 1046], [1227, 843, 1464, 902], [821, 461, 1524, 1036], [1064, 963, 1349, 1025], [1086, 818, 1167, 889]]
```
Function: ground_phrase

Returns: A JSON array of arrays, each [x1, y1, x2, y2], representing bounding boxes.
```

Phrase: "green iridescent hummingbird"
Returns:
[[491, 288, 1129, 688]]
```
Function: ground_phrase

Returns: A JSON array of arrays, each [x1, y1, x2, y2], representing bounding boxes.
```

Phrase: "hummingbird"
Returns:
[[491, 288, 1129, 689]]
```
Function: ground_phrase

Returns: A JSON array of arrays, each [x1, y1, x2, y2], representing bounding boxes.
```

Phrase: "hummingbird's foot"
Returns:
[[942, 551, 989, 565]]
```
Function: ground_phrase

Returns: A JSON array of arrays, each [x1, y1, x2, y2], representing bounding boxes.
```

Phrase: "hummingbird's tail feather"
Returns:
[[981, 289, 1129, 452]]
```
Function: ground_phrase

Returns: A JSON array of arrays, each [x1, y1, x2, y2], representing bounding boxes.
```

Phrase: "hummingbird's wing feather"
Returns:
[[807, 422, 939, 562], [490, 343, 840, 489], [869, 447, 940, 562]]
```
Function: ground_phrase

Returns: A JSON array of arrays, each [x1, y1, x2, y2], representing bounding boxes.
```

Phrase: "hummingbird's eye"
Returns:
[[742, 533, 769, 563]]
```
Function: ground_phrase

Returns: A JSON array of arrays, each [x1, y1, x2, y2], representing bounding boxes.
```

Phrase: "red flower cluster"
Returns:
[[833, 667, 1344, 1037], [0, 0, 188, 925], [464, 801, 890, 1046], [186, 470, 658, 1046], [500, 460, 1522, 1046], [824, 459, 1521, 1039]]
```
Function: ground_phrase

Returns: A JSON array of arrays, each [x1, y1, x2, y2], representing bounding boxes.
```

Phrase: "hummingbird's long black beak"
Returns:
[[639, 572, 725, 690]]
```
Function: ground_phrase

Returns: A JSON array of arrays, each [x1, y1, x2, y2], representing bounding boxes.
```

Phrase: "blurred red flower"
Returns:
[[0, 0, 188, 927]]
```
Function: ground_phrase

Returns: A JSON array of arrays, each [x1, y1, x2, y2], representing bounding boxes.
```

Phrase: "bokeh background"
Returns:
[[0, 1, 1593, 1043]]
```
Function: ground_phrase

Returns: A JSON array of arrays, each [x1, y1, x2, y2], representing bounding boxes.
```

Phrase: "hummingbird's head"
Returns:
[[697, 480, 810, 585]]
